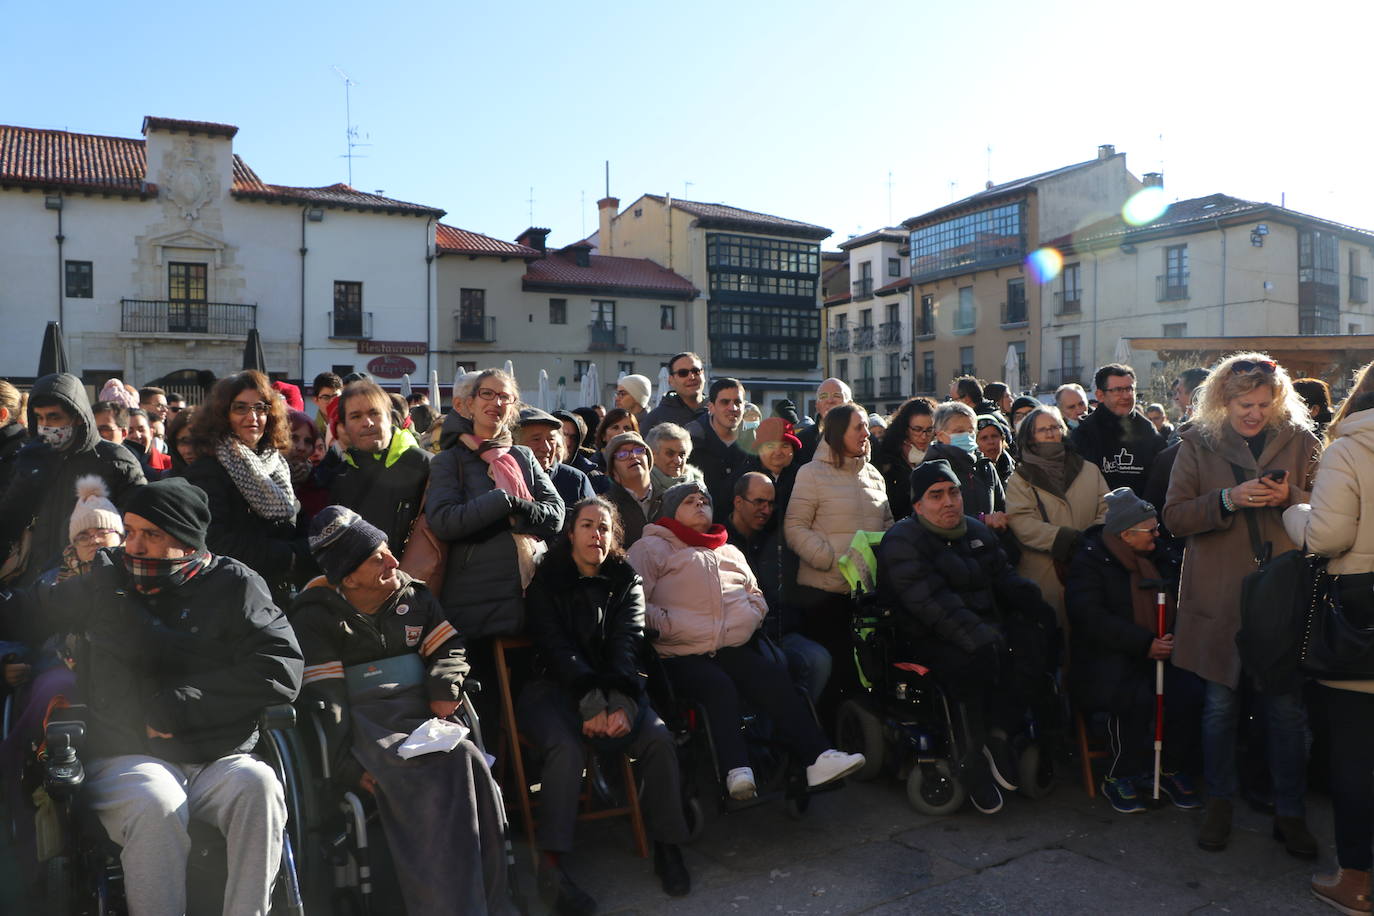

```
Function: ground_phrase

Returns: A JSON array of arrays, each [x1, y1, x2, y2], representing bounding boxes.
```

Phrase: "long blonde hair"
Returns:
[[1189, 351, 1313, 440], [1326, 360, 1374, 444]]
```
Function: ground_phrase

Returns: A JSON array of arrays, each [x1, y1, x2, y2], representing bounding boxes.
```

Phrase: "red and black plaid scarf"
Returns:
[[122, 548, 212, 594]]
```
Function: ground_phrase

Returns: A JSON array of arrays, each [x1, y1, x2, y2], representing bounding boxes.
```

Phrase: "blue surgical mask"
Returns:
[[1067, 418, 1080, 430], [742, 420, 760, 431], [949, 432, 977, 454]]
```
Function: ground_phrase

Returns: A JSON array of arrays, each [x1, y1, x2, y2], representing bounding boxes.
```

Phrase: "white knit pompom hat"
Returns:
[[69, 475, 124, 543]]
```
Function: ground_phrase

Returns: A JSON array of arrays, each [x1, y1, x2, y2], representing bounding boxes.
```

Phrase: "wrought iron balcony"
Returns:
[[1046, 366, 1083, 388], [328, 310, 373, 340], [828, 328, 851, 352], [456, 315, 497, 343], [852, 378, 875, 401], [915, 317, 936, 340], [879, 375, 902, 398], [1053, 291, 1082, 316], [917, 371, 937, 393], [851, 277, 874, 300], [878, 319, 903, 348], [1156, 273, 1190, 302], [1351, 275, 1369, 305], [120, 299, 256, 336], [852, 325, 875, 351], [1000, 299, 1028, 326], [588, 323, 628, 351]]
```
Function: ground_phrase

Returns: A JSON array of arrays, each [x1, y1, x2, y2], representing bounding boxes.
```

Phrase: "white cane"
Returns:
[[1152, 590, 1166, 801]]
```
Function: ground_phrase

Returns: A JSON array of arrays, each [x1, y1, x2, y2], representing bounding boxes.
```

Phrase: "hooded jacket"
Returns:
[[290, 572, 466, 786], [0, 373, 145, 584], [2, 548, 302, 762], [330, 427, 431, 555], [1069, 406, 1167, 496]]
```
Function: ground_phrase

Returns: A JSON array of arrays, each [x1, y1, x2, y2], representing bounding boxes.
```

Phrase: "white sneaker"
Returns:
[[726, 766, 757, 800], [806, 749, 866, 788]]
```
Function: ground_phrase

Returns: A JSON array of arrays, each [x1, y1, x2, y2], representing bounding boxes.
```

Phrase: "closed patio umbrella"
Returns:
[[37, 321, 69, 377], [242, 328, 267, 373]]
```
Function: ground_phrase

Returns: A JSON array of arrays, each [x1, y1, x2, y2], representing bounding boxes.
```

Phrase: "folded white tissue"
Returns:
[[396, 717, 471, 759]]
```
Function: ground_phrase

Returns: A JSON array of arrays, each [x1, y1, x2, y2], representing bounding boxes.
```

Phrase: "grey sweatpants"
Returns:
[[85, 753, 285, 916]]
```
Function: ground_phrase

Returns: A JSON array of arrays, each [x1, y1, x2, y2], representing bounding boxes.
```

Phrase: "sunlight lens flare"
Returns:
[[1122, 187, 1168, 226], [1026, 247, 1063, 283]]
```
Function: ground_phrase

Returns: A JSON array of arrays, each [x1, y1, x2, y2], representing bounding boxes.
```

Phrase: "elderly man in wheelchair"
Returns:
[[1, 478, 304, 914]]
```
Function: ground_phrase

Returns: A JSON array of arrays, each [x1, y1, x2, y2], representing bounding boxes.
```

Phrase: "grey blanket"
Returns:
[[349, 681, 514, 915]]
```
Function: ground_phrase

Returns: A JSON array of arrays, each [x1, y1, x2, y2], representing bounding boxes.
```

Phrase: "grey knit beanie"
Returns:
[[660, 480, 710, 519], [1104, 487, 1157, 535]]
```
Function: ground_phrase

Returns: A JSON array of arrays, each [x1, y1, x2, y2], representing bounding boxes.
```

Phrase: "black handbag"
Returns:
[[1300, 572, 1374, 680]]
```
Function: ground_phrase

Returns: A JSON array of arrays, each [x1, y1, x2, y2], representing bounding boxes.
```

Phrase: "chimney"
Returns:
[[597, 196, 619, 254], [516, 227, 549, 253], [1143, 172, 1164, 189], [1097, 144, 1116, 160]]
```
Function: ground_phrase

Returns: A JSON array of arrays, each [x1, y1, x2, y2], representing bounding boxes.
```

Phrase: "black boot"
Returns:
[[1198, 798, 1232, 851], [538, 858, 597, 916], [654, 842, 691, 897], [1273, 816, 1319, 860]]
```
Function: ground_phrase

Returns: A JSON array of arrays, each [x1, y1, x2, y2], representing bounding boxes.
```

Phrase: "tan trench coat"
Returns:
[[1163, 422, 1320, 687]]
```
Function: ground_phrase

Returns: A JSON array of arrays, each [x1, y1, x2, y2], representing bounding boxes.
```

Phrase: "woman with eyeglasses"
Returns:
[[183, 370, 312, 605], [602, 431, 659, 548], [1283, 361, 1374, 912], [426, 368, 564, 642], [593, 408, 640, 469], [1163, 352, 1321, 857], [165, 405, 198, 475], [874, 397, 937, 521], [1005, 405, 1108, 628]]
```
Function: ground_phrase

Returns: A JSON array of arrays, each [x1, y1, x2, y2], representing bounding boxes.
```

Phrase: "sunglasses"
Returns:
[[672, 366, 704, 378], [1232, 359, 1278, 374], [614, 446, 648, 461]]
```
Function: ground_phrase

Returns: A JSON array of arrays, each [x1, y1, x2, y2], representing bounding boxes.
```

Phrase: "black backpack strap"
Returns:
[[1229, 462, 1269, 566]]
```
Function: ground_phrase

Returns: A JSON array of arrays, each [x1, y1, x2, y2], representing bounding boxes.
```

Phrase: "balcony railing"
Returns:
[[852, 325, 875, 351], [588, 323, 628, 351], [852, 277, 874, 300], [879, 375, 902, 399], [917, 371, 937, 393], [878, 319, 903, 348], [852, 378, 875, 401], [327, 310, 373, 340], [120, 299, 256, 336], [456, 315, 496, 343], [1156, 273, 1190, 302], [1000, 299, 1028, 326], [915, 316, 935, 339], [828, 328, 851, 353], [1046, 366, 1084, 389], [1053, 291, 1082, 316], [1352, 275, 1370, 304]]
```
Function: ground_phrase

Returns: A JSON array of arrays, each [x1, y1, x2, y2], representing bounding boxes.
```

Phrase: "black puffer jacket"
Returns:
[[641, 391, 706, 432], [330, 431, 431, 554], [877, 514, 1052, 655], [685, 417, 748, 522], [1064, 526, 1179, 709], [0, 421, 25, 497], [1, 549, 302, 762], [525, 546, 646, 699], [1069, 407, 1167, 496], [427, 414, 564, 638], [0, 373, 145, 584], [290, 572, 467, 786], [921, 442, 1004, 517]]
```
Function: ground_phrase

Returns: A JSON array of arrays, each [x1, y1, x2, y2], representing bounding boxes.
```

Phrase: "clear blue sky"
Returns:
[[5, 0, 1371, 249]]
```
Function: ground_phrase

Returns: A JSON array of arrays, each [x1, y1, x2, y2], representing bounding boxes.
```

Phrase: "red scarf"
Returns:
[[656, 517, 729, 550]]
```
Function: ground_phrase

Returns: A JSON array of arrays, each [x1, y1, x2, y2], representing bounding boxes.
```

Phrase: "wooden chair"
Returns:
[[1075, 708, 1110, 797], [492, 635, 649, 867]]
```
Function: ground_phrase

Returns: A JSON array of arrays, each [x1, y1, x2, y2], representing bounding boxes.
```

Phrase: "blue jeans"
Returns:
[[1201, 680, 1308, 817], [781, 632, 832, 703]]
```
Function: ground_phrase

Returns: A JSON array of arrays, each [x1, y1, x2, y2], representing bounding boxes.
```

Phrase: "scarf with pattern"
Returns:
[[123, 548, 212, 595], [215, 436, 298, 522]]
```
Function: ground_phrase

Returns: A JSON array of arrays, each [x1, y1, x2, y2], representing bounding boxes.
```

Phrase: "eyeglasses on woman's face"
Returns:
[[230, 401, 270, 417], [74, 528, 123, 546], [476, 387, 515, 406]]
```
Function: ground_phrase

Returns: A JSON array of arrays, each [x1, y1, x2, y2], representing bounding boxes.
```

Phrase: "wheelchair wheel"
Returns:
[[835, 700, 886, 782], [1016, 742, 1056, 799], [906, 760, 965, 816]]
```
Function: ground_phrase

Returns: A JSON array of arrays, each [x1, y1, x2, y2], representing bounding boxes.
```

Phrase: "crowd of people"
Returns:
[[0, 347, 1371, 915]]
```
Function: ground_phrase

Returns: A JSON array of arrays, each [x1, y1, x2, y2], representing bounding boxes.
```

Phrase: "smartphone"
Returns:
[[1263, 469, 1288, 482]]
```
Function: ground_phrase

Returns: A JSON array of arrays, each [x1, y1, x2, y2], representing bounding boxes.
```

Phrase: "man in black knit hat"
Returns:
[[1, 477, 303, 914]]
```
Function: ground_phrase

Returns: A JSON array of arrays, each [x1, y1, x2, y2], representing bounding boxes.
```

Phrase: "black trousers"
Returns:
[[1324, 685, 1374, 870], [795, 585, 862, 730], [1103, 663, 1203, 780], [660, 643, 828, 773]]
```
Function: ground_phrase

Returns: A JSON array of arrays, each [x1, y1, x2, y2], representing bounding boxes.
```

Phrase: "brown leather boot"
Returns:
[[1198, 798, 1232, 851], [1311, 868, 1371, 915], [1274, 815, 1319, 859]]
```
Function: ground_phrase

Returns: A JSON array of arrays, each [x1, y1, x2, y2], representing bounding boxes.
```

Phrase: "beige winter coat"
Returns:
[[1283, 409, 1374, 694], [1163, 421, 1320, 688], [784, 440, 893, 594], [626, 522, 768, 658], [1006, 452, 1109, 627]]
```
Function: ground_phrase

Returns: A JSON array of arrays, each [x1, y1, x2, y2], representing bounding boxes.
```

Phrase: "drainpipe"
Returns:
[[424, 216, 435, 381], [299, 208, 309, 383], [52, 193, 65, 328], [1213, 215, 1227, 336]]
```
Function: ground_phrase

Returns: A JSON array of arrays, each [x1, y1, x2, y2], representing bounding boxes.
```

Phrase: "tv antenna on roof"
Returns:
[[332, 66, 370, 186]]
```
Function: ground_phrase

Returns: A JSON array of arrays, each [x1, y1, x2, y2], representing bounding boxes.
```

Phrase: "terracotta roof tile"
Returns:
[[435, 223, 539, 257], [874, 277, 911, 295], [644, 195, 832, 240], [0, 124, 152, 195], [524, 248, 698, 299], [230, 177, 443, 216], [142, 116, 238, 139]]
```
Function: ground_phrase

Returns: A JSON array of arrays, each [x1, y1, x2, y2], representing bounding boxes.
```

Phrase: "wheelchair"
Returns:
[[643, 632, 835, 831], [835, 594, 1057, 815], [38, 703, 305, 915]]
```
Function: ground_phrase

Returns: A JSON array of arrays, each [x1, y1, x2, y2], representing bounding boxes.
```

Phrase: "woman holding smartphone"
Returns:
[[1163, 353, 1321, 857]]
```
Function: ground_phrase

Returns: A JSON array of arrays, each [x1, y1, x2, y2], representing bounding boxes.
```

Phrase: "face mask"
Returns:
[[949, 432, 977, 454], [906, 445, 927, 465], [38, 424, 76, 450], [742, 420, 760, 431], [1067, 418, 1080, 430]]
